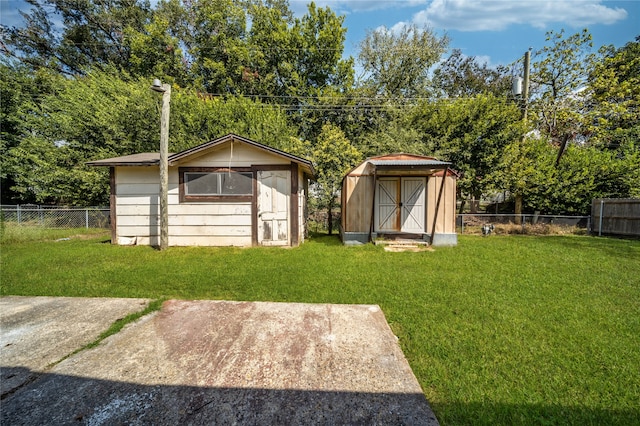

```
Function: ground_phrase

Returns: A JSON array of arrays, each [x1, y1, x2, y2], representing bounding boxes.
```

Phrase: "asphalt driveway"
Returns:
[[1, 296, 438, 425]]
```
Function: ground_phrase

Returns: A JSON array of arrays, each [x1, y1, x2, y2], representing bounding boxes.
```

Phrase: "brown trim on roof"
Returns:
[[86, 153, 164, 167], [433, 169, 460, 177]]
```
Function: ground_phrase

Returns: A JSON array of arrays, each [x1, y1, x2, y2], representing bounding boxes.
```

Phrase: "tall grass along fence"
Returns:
[[591, 198, 640, 238], [458, 214, 590, 235], [0, 205, 110, 229]]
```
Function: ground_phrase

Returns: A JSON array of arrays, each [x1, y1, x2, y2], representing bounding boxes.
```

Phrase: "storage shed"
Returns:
[[87, 134, 314, 247], [341, 153, 457, 246]]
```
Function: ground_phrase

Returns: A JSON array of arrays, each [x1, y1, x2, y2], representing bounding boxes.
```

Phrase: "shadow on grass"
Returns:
[[433, 400, 640, 426], [545, 235, 640, 261], [1, 367, 437, 425]]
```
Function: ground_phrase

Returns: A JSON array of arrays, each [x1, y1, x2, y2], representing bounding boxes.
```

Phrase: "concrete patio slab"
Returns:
[[0, 296, 150, 397], [1, 299, 438, 425]]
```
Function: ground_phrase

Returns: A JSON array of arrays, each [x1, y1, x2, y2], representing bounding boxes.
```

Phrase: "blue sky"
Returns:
[[2, 0, 638, 68], [309, 0, 639, 67]]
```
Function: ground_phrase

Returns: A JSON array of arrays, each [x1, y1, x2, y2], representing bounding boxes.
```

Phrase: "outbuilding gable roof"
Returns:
[[87, 133, 314, 176], [346, 152, 453, 177]]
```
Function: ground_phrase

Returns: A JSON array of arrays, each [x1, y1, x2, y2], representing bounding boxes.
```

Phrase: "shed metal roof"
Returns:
[[369, 159, 450, 167]]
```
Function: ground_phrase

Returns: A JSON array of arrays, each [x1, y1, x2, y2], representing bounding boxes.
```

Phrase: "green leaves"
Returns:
[[312, 123, 361, 234], [413, 94, 524, 200], [0, 68, 297, 205], [586, 38, 640, 149], [358, 24, 448, 98]]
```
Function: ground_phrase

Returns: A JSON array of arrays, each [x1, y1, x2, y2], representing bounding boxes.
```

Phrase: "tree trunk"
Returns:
[[515, 194, 523, 225], [327, 200, 333, 235], [458, 198, 466, 214], [469, 194, 480, 214]]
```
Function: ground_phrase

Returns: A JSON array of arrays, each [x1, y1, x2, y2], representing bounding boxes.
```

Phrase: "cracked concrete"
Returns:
[[1, 297, 438, 425]]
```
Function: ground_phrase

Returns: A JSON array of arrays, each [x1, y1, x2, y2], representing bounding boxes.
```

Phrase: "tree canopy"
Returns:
[[1, 2, 638, 215]]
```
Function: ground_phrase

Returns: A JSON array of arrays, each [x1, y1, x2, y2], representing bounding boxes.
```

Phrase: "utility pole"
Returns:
[[515, 49, 531, 224], [151, 79, 171, 250], [522, 49, 531, 121]]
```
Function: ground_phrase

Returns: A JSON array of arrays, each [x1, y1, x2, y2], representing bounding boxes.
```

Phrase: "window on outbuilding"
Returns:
[[179, 167, 253, 202]]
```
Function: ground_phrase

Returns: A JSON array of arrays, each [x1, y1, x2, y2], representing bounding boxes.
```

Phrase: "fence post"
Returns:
[[598, 199, 604, 237], [17, 204, 21, 224], [85, 209, 89, 229]]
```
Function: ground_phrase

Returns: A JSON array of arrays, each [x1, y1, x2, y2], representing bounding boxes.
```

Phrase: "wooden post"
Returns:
[[598, 199, 604, 237], [158, 84, 171, 250]]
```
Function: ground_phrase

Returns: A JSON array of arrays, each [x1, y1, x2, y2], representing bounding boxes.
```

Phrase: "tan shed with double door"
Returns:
[[87, 134, 314, 247], [341, 153, 457, 246]]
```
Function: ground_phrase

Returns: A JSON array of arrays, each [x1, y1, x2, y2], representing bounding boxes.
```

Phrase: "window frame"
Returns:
[[179, 167, 254, 202]]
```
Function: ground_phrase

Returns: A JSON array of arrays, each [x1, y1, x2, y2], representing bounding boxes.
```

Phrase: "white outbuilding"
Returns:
[[88, 134, 314, 247]]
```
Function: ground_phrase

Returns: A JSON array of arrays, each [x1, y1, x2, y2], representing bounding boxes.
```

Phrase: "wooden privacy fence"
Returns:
[[591, 199, 640, 237]]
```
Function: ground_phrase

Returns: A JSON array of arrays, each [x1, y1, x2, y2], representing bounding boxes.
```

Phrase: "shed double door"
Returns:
[[375, 177, 426, 233], [257, 170, 290, 246]]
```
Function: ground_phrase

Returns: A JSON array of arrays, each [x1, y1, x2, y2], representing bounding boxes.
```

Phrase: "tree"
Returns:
[[433, 49, 512, 98], [412, 95, 524, 212], [530, 28, 596, 161], [489, 136, 556, 214], [181, 0, 249, 94], [0, 62, 60, 203], [126, 12, 187, 84], [3, 0, 151, 75], [287, 2, 354, 141], [312, 123, 361, 235], [244, 0, 296, 97], [1, 69, 298, 205], [586, 37, 640, 150], [358, 24, 448, 98]]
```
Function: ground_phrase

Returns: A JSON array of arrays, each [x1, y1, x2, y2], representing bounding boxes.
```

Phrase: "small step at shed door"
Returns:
[[257, 170, 290, 246]]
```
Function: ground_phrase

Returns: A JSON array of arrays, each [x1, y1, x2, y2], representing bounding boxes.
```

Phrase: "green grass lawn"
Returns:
[[2, 229, 639, 425]]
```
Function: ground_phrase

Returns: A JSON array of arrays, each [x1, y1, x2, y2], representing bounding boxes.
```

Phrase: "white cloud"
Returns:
[[291, 0, 427, 16], [412, 0, 628, 31]]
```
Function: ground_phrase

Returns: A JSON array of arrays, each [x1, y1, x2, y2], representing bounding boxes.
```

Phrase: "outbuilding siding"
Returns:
[[114, 167, 254, 246], [92, 134, 313, 248], [341, 154, 457, 246]]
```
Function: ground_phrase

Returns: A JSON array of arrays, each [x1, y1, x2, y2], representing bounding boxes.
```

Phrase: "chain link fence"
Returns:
[[0, 205, 110, 229], [457, 214, 591, 235], [0, 205, 593, 235]]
